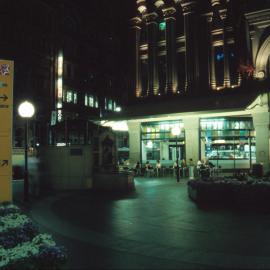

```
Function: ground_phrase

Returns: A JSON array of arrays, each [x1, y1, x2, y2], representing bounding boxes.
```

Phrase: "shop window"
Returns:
[[200, 118, 255, 170], [116, 132, 129, 164], [141, 121, 185, 164]]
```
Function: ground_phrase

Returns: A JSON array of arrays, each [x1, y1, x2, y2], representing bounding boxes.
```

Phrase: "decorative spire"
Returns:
[[211, 0, 221, 7], [154, 0, 165, 9], [137, 0, 147, 14], [173, 0, 198, 15]]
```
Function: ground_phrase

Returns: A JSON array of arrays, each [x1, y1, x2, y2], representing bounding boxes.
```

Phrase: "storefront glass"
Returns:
[[141, 121, 185, 167], [200, 118, 255, 170], [116, 131, 129, 164]]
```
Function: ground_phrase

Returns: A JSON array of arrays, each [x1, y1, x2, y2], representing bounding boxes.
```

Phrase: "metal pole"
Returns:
[[249, 130, 252, 170], [65, 117, 68, 145], [176, 138, 180, 182], [24, 119, 29, 202], [233, 136, 236, 174]]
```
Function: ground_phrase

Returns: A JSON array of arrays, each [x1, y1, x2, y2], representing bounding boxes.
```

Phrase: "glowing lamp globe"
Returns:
[[171, 126, 181, 136], [18, 101, 35, 118]]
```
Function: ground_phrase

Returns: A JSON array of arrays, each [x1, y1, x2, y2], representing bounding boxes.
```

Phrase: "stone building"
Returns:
[[103, 0, 270, 174]]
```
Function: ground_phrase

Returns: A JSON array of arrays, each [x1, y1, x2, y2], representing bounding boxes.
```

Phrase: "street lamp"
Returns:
[[18, 101, 35, 202], [171, 126, 181, 182]]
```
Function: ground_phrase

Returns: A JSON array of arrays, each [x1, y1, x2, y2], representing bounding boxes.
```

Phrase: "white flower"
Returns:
[[0, 213, 30, 233]]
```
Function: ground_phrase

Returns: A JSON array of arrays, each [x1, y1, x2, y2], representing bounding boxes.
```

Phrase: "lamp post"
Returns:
[[171, 126, 181, 182], [18, 101, 35, 202]]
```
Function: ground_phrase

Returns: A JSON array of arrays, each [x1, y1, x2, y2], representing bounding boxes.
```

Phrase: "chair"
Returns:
[[146, 167, 154, 177]]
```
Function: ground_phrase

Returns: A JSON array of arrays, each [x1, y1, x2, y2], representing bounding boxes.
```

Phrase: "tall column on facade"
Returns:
[[220, 10, 230, 88], [179, 0, 200, 92], [163, 7, 177, 94], [183, 117, 200, 165], [131, 17, 143, 98], [252, 112, 270, 174], [211, 0, 230, 88], [127, 121, 141, 167], [208, 14, 216, 89], [144, 12, 159, 96]]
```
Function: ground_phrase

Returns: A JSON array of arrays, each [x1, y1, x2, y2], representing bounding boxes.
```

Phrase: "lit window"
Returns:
[[85, 95, 88, 106], [108, 99, 113, 110], [159, 21, 166, 31], [216, 53, 224, 61], [89, 96, 94, 107], [95, 99, 99, 108], [66, 91, 73, 103], [65, 90, 77, 104], [57, 110, 62, 122]]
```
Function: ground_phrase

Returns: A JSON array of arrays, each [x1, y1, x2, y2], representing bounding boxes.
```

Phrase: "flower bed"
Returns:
[[188, 177, 270, 209], [0, 204, 67, 269]]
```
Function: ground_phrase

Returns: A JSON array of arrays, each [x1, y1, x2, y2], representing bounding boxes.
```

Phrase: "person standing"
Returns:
[[156, 160, 161, 177], [180, 159, 187, 178], [188, 158, 195, 179]]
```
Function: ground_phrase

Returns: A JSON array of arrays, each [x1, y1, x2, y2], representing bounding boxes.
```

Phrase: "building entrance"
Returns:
[[169, 144, 185, 162]]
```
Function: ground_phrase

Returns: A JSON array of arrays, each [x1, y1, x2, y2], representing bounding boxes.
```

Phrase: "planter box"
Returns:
[[187, 179, 270, 209]]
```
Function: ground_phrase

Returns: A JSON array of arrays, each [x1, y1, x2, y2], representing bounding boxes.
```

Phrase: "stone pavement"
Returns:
[[17, 177, 270, 269]]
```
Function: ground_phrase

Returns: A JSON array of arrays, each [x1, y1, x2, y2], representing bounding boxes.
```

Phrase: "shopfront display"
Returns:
[[200, 118, 255, 170]]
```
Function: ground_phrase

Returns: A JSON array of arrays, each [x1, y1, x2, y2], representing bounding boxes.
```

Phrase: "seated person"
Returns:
[[123, 159, 130, 170], [197, 159, 202, 170], [145, 161, 154, 176]]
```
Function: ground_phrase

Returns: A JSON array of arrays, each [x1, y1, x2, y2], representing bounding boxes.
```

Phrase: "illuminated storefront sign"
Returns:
[[57, 52, 63, 122]]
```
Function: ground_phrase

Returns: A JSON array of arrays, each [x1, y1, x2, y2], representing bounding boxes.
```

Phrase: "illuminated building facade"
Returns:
[[105, 0, 270, 174]]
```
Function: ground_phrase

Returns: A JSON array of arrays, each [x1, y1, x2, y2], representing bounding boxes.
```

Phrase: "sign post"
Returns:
[[0, 60, 13, 202]]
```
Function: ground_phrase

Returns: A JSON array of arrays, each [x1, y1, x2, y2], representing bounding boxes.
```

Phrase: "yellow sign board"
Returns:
[[0, 59, 13, 202]]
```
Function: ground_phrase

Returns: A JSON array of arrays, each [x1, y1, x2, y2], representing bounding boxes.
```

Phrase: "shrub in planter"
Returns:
[[0, 204, 67, 270], [188, 178, 270, 209], [0, 213, 31, 234], [0, 221, 38, 249], [0, 234, 67, 270]]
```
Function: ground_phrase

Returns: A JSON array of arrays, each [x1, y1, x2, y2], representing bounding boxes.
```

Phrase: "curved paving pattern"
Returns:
[[28, 177, 270, 269]]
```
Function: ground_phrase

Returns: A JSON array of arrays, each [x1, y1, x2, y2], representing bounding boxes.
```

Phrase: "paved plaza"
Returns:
[[18, 177, 270, 269]]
